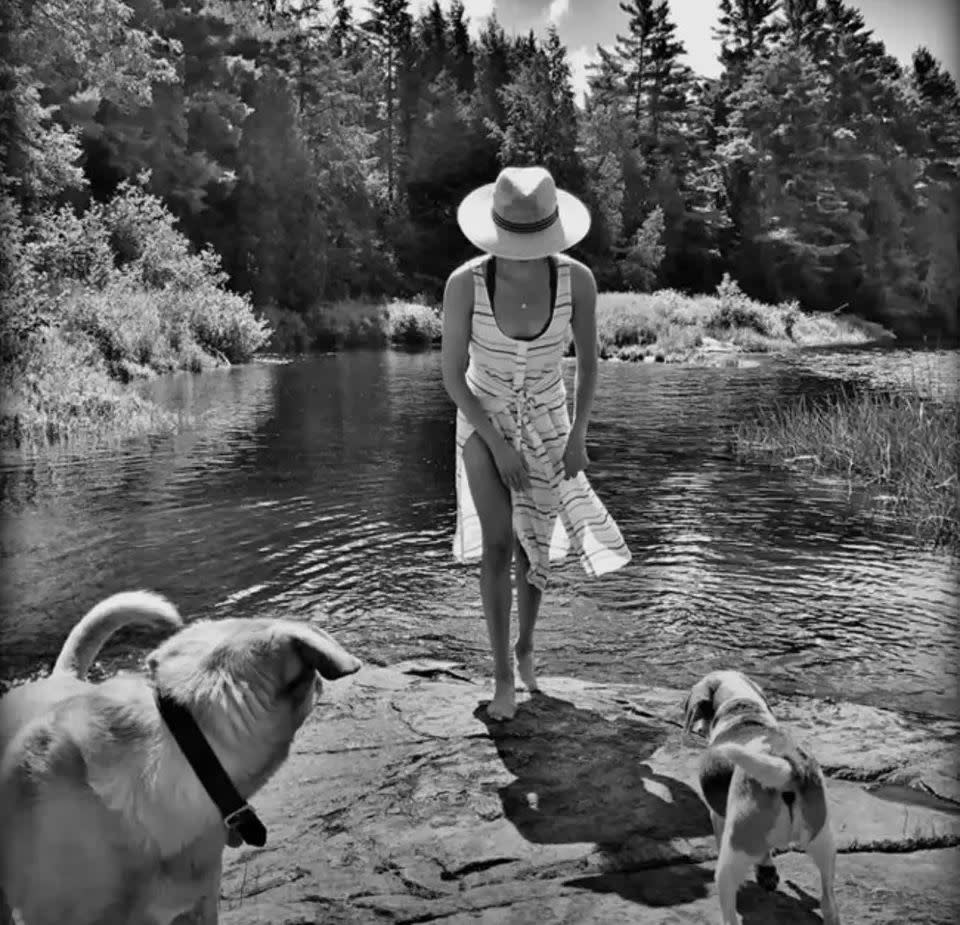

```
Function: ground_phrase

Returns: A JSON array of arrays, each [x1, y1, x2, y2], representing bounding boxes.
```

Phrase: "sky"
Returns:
[[343, 1, 960, 105]]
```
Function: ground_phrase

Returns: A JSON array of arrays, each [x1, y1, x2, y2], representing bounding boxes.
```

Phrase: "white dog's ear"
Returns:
[[283, 624, 362, 680], [683, 677, 717, 734], [744, 674, 768, 705]]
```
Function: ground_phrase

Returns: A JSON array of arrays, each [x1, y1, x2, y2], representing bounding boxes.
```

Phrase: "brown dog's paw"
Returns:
[[756, 863, 779, 891]]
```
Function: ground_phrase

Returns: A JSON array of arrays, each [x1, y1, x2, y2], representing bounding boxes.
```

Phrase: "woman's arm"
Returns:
[[440, 265, 510, 454], [568, 260, 599, 439]]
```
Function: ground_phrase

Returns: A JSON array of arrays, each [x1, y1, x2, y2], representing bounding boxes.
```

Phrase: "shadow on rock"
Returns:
[[739, 880, 824, 924], [564, 868, 714, 907], [475, 692, 713, 905]]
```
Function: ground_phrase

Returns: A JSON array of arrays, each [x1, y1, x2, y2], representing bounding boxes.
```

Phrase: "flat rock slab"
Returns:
[[218, 664, 960, 924]]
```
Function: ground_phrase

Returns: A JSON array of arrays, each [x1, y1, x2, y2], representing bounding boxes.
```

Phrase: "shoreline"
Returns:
[[212, 661, 960, 924], [0, 331, 898, 452]]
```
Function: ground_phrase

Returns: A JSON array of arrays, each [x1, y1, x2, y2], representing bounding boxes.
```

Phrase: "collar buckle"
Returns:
[[224, 803, 255, 832]]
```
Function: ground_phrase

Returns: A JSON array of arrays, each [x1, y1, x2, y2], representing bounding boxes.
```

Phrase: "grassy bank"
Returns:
[[592, 276, 891, 363], [265, 274, 889, 361], [731, 386, 960, 548], [1, 186, 270, 449]]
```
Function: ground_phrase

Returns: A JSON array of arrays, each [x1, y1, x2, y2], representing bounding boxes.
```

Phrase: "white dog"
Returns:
[[0, 591, 361, 925], [683, 670, 840, 925]]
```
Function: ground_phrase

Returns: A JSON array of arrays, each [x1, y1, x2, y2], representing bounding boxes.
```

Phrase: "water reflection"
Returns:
[[0, 349, 956, 718]]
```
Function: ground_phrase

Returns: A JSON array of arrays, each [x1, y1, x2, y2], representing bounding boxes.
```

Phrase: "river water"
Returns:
[[1, 347, 957, 717]]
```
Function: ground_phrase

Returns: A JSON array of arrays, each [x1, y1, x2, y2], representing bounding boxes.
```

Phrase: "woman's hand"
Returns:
[[562, 431, 589, 480], [492, 440, 531, 492]]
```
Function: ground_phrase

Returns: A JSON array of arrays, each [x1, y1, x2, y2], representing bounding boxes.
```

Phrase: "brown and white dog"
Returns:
[[683, 670, 839, 925], [0, 591, 362, 925]]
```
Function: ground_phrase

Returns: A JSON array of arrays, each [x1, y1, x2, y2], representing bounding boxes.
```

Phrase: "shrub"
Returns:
[[186, 285, 271, 363], [260, 305, 311, 354], [709, 274, 771, 336], [59, 282, 163, 372], [101, 182, 229, 292], [385, 301, 442, 347], [302, 300, 388, 349], [22, 204, 113, 288]]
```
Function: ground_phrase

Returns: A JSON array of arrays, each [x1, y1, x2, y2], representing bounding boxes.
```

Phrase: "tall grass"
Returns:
[[590, 276, 889, 363], [732, 385, 960, 547], [0, 328, 181, 447]]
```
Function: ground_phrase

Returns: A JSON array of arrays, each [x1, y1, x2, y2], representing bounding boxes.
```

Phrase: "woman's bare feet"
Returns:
[[515, 646, 539, 692], [487, 676, 517, 720]]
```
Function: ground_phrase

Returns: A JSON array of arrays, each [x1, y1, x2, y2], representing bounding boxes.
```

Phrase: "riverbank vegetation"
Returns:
[[2, 0, 958, 444], [732, 385, 960, 548], [0, 184, 269, 445], [591, 276, 886, 362], [264, 274, 888, 361]]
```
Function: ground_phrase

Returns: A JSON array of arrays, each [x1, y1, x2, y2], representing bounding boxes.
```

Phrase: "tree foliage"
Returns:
[[1, 0, 957, 337]]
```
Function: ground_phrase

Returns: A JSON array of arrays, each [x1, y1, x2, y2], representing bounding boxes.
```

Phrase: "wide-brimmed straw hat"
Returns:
[[457, 166, 591, 261]]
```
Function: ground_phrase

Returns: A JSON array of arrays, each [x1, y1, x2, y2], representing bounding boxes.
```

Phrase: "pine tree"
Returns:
[[447, 0, 475, 93], [585, 45, 626, 110], [614, 0, 658, 129], [489, 27, 581, 190], [329, 0, 354, 57], [646, 0, 692, 146], [417, 0, 448, 86], [713, 0, 779, 80], [363, 0, 413, 208], [774, 0, 828, 56], [472, 15, 512, 139]]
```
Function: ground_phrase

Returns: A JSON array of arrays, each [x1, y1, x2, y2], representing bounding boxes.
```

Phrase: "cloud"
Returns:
[[547, 0, 570, 25], [343, 0, 495, 38], [566, 44, 600, 107]]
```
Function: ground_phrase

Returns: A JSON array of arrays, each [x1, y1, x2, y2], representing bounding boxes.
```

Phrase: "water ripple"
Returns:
[[1, 350, 956, 716]]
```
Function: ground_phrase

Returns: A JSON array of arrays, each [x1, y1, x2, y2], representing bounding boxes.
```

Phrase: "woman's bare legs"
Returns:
[[513, 538, 541, 692], [462, 434, 516, 720]]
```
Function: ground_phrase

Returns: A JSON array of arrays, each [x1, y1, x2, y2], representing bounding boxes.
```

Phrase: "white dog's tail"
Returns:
[[713, 742, 795, 790], [53, 591, 183, 679]]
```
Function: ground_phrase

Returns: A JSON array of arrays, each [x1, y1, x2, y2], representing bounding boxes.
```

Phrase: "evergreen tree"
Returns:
[[329, 0, 354, 57], [418, 0, 448, 86], [362, 0, 413, 208], [774, 0, 828, 56], [713, 0, 780, 79], [447, 0, 475, 93], [614, 0, 658, 129], [489, 27, 581, 191]]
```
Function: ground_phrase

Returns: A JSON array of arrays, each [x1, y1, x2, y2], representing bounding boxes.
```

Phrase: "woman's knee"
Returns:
[[482, 529, 514, 571], [483, 525, 513, 569]]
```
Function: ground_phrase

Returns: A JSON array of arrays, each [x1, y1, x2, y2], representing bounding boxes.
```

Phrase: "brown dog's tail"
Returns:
[[712, 742, 794, 790], [53, 591, 183, 679]]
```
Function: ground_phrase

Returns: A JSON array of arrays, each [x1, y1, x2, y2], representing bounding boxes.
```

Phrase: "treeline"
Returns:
[[3, 0, 959, 341]]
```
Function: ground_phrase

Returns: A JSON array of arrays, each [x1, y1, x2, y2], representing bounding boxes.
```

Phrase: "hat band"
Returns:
[[492, 206, 559, 235]]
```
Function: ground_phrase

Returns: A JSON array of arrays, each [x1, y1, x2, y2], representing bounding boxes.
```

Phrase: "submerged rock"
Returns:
[[216, 663, 960, 924]]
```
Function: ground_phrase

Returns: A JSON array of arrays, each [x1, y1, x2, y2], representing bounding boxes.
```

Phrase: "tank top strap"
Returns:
[[553, 255, 573, 323], [472, 257, 492, 316]]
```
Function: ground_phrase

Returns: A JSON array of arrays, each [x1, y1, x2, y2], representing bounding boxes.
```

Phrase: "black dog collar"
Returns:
[[155, 692, 267, 847]]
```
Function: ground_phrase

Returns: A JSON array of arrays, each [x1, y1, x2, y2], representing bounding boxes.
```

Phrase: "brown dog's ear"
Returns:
[[683, 677, 717, 734], [283, 624, 362, 680]]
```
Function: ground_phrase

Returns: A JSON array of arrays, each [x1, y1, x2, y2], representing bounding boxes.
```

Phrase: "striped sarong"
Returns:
[[452, 255, 631, 591]]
